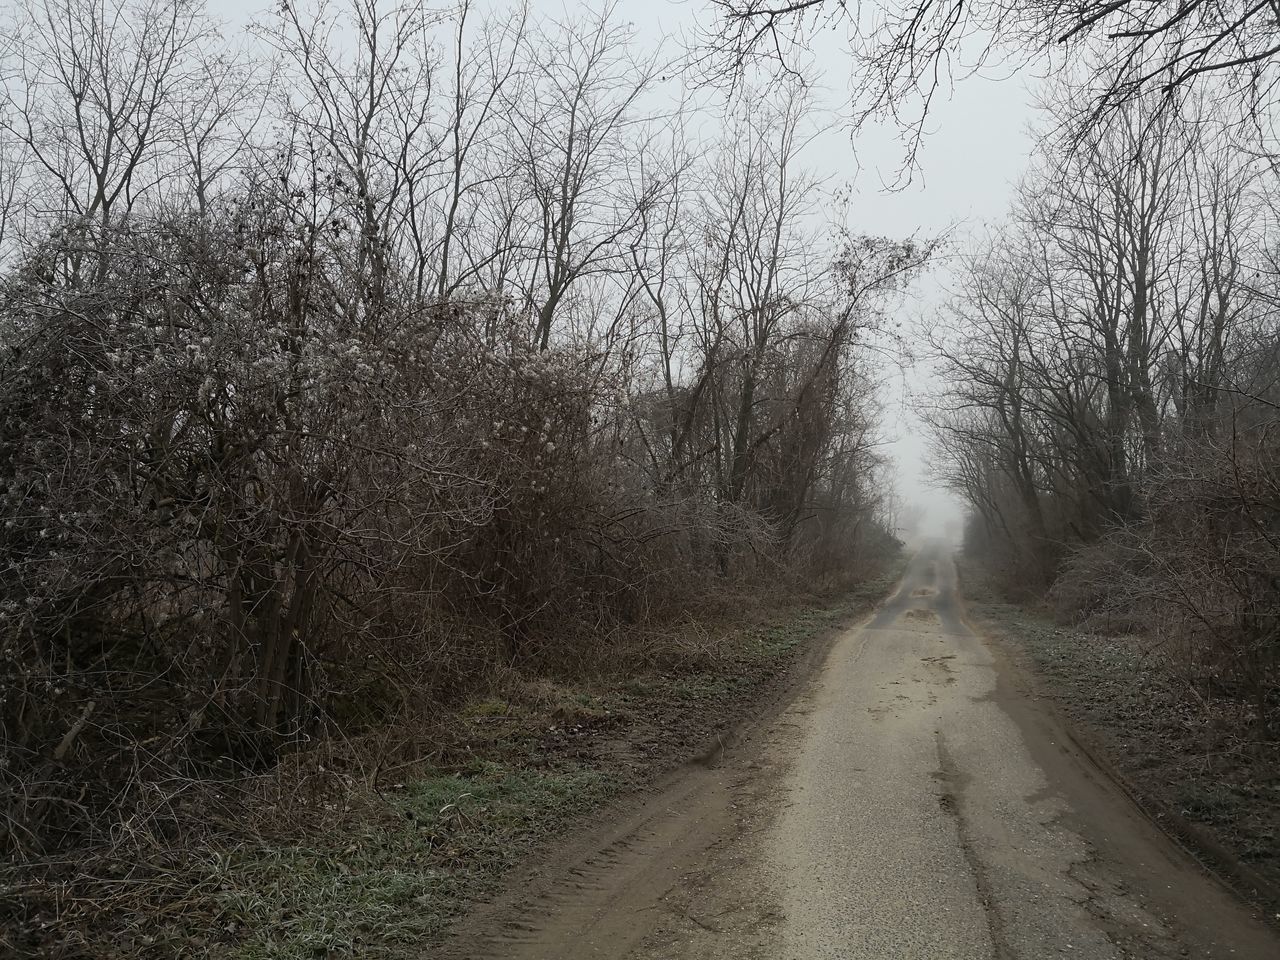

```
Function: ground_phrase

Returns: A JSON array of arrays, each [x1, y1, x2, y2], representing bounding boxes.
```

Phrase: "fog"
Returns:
[[214, 0, 1040, 539], [577, 1, 1039, 540]]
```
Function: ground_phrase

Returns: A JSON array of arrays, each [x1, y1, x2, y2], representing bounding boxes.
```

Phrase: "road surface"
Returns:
[[448, 542, 1280, 959]]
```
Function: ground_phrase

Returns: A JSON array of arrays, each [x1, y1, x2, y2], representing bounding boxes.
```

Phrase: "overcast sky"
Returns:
[[222, 0, 1043, 535], [631, 1, 1040, 534]]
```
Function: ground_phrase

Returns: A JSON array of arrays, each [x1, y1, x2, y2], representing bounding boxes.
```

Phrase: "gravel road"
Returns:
[[447, 542, 1280, 959]]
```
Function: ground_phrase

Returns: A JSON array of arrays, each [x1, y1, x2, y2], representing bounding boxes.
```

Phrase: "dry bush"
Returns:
[[0, 5, 911, 952], [1052, 422, 1280, 732], [0, 203, 858, 885]]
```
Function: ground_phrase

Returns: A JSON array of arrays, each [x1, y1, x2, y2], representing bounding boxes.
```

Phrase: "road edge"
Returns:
[[434, 554, 912, 955], [952, 559, 1280, 931]]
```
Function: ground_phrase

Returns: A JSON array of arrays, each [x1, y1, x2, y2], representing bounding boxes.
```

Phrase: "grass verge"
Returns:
[[958, 557, 1280, 912], [211, 761, 614, 958]]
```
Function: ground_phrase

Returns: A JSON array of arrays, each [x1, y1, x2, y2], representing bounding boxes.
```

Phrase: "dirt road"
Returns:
[[446, 543, 1280, 959]]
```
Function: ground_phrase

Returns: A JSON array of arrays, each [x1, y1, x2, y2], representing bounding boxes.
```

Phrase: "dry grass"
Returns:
[[2, 558, 905, 959]]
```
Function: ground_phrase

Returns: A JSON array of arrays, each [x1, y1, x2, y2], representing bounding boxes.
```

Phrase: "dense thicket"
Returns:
[[0, 0, 919, 869], [929, 77, 1280, 729]]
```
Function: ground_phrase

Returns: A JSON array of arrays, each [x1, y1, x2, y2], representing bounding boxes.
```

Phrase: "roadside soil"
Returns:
[[440, 542, 1280, 960]]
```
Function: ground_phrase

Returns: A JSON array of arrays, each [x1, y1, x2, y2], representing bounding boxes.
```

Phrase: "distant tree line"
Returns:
[[0, 0, 924, 870], [928, 71, 1279, 730]]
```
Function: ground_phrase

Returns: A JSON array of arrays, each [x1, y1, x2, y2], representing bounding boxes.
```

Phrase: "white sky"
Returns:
[[220, 0, 1043, 536], [659, 1, 1040, 535]]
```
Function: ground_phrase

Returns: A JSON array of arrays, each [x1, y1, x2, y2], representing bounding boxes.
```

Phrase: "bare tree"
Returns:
[[0, 5, 922, 952], [258, 0, 446, 314], [930, 74, 1279, 724], [502, 5, 665, 349], [0, 0, 215, 237], [429, 1, 529, 299], [701, 0, 1280, 160]]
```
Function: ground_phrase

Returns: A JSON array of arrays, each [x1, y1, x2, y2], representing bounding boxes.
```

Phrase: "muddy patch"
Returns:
[[905, 607, 938, 622]]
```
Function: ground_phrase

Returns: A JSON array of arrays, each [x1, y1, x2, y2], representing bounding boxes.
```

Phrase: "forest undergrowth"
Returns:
[[4, 562, 904, 959]]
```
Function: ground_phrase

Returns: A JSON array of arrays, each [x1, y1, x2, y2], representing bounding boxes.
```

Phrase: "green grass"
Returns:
[[664, 671, 753, 699], [211, 761, 614, 959], [744, 606, 840, 657], [742, 572, 902, 660], [461, 697, 514, 718]]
